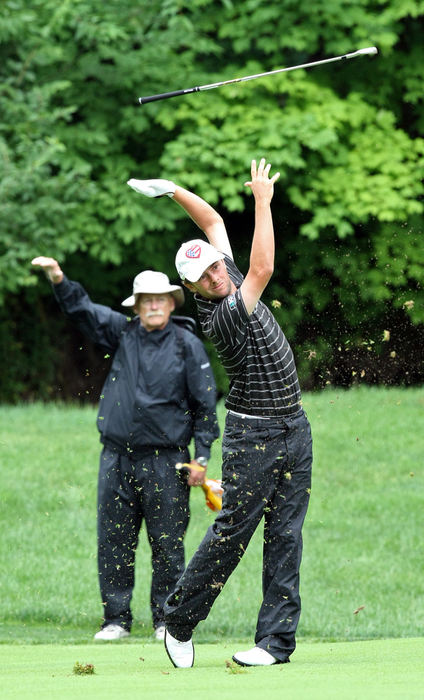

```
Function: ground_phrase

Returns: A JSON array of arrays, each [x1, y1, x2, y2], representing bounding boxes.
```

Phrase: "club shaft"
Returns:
[[138, 47, 377, 105]]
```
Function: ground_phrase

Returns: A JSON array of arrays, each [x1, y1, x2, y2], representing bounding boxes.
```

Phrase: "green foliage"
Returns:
[[157, 74, 424, 239], [0, 0, 423, 397]]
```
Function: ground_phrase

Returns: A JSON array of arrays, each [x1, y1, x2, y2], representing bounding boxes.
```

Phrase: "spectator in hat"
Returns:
[[31, 256, 219, 641]]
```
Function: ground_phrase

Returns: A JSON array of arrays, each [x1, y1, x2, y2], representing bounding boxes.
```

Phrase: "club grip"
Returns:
[[138, 87, 198, 105]]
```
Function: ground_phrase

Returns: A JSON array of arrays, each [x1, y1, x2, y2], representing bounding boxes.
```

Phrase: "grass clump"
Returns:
[[73, 661, 95, 675]]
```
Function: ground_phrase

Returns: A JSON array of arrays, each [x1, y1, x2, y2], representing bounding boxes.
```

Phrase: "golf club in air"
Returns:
[[138, 47, 378, 105]]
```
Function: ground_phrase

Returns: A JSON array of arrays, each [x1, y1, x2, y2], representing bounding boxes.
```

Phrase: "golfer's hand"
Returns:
[[244, 158, 280, 203], [187, 460, 207, 487], [127, 178, 176, 198], [31, 256, 64, 284]]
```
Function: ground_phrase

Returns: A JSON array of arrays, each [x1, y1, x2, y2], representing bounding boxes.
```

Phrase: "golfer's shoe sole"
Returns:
[[232, 647, 290, 667]]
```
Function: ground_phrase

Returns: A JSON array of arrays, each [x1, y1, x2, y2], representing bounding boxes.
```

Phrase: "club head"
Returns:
[[358, 46, 378, 56], [347, 46, 378, 59]]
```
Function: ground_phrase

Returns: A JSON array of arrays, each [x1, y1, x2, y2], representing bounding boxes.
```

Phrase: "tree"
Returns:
[[1, 0, 423, 401]]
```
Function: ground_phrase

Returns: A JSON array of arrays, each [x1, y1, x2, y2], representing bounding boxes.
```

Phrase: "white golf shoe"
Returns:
[[164, 629, 194, 668], [154, 625, 166, 641], [94, 624, 130, 641], [232, 646, 278, 666]]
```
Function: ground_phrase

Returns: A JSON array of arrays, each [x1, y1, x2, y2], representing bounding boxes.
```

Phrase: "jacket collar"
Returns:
[[137, 319, 173, 344]]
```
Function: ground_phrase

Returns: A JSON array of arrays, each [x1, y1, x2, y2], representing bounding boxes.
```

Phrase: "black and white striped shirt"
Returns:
[[195, 256, 302, 417]]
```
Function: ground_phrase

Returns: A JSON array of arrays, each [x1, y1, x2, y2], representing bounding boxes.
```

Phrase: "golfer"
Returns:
[[128, 158, 313, 667], [31, 257, 219, 642]]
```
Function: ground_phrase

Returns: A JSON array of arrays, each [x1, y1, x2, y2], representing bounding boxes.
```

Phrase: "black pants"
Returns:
[[97, 445, 190, 631], [164, 410, 312, 662]]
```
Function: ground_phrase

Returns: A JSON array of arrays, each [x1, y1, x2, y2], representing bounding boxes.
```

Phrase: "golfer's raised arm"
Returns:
[[126, 176, 233, 258], [240, 158, 280, 315], [172, 186, 233, 259]]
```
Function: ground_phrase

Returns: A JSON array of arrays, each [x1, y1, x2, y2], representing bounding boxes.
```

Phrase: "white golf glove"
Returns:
[[127, 178, 176, 198]]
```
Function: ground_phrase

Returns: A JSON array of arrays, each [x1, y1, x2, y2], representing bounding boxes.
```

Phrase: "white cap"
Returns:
[[121, 270, 184, 307], [175, 239, 225, 282]]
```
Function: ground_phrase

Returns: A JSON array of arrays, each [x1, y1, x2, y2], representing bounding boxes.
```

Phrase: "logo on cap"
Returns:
[[185, 244, 201, 259]]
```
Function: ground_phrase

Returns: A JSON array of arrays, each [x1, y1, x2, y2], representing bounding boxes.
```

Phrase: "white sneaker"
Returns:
[[164, 629, 194, 668], [232, 646, 278, 666], [94, 624, 130, 641], [154, 625, 165, 641]]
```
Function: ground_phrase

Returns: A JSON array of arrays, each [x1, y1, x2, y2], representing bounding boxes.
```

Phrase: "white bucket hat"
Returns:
[[175, 239, 225, 282], [121, 270, 184, 308]]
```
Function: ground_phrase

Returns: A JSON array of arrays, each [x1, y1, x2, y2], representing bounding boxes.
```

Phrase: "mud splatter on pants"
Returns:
[[97, 445, 190, 631], [165, 410, 312, 663]]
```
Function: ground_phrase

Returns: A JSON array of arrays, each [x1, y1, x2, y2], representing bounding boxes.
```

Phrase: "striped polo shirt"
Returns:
[[194, 255, 302, 417]]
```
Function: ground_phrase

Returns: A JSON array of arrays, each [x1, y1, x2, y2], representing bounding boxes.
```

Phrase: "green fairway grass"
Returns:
[[1, 638, 423, 700], [0, 386, 423, 645]]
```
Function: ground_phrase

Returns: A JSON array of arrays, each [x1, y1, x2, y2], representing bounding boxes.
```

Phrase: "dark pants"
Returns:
[[97, 445, 190, 631], [164, 410, 312, 662]]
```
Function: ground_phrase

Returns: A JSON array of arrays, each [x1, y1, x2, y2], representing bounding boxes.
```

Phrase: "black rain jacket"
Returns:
[[53, 276, 219, 458]]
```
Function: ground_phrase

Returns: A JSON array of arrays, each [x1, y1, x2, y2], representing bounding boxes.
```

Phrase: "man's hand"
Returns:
[[244, 158, 280, 203], [127, 178, 176, 198], [31, 256, 64, 284], [187, 459, 207, 487], [240, 158, 280, 315]]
